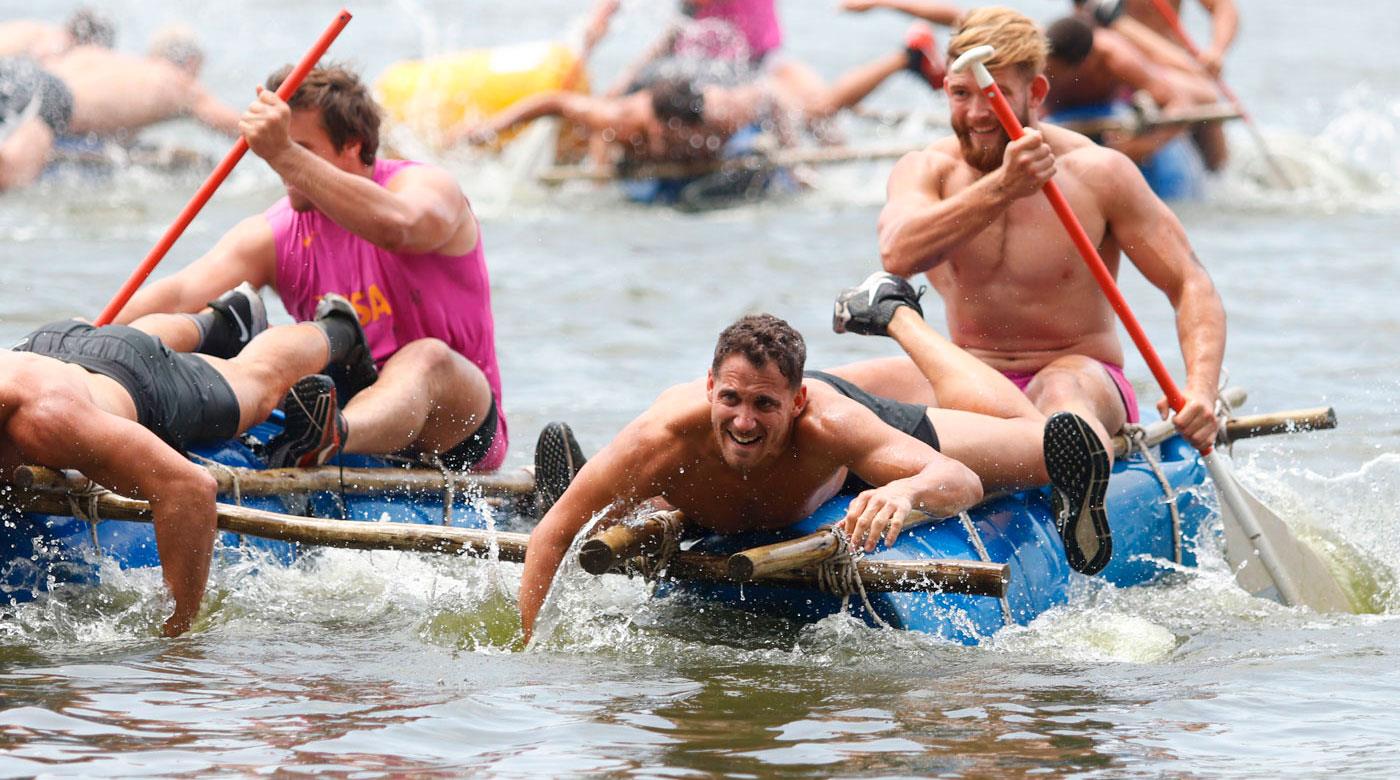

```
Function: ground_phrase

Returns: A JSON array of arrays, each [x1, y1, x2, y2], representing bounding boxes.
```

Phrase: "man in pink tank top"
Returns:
[[117, 65, 507, 472]]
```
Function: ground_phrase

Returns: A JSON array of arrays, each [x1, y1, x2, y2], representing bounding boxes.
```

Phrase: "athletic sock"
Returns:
[[185, 311, 224, 355], [315, 313, 360, 365]]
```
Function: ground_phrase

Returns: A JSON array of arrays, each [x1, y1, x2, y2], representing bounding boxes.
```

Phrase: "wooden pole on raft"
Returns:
[[6, 488, 1004, 597], [951, 45, 1350, 612], [1053, 102, 1242, 138], [12, 464, 536, 500], [93, 9, 353, 326], [578, 508, 687, 574], [535, 141, 931, 184]]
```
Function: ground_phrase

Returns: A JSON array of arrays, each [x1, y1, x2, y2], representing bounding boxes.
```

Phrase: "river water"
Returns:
[[2, 0, 1399, 775]]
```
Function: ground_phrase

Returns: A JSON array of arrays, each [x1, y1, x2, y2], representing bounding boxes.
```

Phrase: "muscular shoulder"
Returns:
[[384, 160, 465, 198], [1049, 125, 1141, 184], [794, 382, 878, 459], [888, 140, 961, 197]]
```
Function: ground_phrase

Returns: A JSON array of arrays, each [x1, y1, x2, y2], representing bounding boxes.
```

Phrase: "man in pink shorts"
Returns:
[[115, 65, 506, 473], [832, 10, 1226, 572]]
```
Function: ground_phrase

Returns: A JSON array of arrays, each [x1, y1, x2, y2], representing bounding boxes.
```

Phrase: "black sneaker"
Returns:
[[1043, 411, 1113, 574], [1085, 0, 1124, 26], [202, 281, 268, 359], [833, 271, 925, 337], [534, 422, 586, 517], [315, 293, 378, 399], [266, 374, 347, 468]]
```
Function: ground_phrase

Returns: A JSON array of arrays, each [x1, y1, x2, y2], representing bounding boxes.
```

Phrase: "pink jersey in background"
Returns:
[[691, 0, 782, 60]]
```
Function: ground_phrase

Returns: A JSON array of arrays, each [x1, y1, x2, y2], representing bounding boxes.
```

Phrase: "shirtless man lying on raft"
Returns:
[[521, 275, 1109, 642], [0, 288, 375, 636], [454, 25, 945, 162]]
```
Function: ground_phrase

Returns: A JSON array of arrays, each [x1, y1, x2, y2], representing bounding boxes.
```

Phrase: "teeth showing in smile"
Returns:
[[729, 431, 760, 445]]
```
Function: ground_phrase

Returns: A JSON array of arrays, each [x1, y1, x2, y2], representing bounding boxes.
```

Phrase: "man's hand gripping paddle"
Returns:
[[94, 9, 354, 326], [949, 44, 1349, 612]]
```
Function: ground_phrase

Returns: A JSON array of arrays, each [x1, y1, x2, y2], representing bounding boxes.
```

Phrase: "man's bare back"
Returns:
[[899, 125, 1127, 373], [48, 46, 236, 136]]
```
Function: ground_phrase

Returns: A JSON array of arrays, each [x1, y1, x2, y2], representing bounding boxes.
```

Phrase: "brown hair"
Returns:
[[712, 314, 806, 390], [66, 8, 115, 48], [266, 63, 381, 165], [947, 7, 1049, 79]]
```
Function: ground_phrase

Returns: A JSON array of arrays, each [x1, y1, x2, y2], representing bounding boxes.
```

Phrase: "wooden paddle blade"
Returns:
[[1213, 462, 1352, 613]]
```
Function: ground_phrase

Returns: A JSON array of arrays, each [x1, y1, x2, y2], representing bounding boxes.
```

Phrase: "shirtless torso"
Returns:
[[47, 46, 238, 136], [519, 341, 985, 641], [867, 63, 1224, 454]]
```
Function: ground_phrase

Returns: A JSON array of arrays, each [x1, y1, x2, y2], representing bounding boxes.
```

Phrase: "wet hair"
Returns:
[[266, 62, 382, 165], [1047, 17, 1095, 67], [650, 77, 706, 127], [947, 7, 1049, 80], [66, 7, 115, 48], [149, 25, 204, 72], [712, 314, 807, 390]]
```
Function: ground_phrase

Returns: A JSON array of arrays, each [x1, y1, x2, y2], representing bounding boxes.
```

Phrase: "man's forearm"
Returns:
[[880, 176, 1011, 277], [870, 0, 963, 26], [1173, 273, 1226, 397], [267, 146, 421, 251]]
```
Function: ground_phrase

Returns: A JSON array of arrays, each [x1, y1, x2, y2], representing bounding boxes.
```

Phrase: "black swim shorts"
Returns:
[[14, 321, 240, 451], [804, 370, 941, 494], [0, 57, 74, 135], [406, 392, 500, 471]]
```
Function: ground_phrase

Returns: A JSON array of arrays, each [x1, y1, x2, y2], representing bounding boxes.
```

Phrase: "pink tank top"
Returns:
[[692, 0, 782, 60], [265, 158, 507, 455]]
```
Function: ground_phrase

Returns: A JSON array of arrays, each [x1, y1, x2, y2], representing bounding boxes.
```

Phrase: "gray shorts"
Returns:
[[0, 57, 74, 136], [14, 320, 240, 452]]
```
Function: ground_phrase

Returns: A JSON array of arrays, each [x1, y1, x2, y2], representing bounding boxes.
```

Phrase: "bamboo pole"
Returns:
[[535, 141, 929, 185], [1053, 102, 1242, 138], [12, 464, 536, 499], [578, 509, 686, 575], [1224, 407, 1336, 443], [729, 531, 840, 581], [6, 488, 1002, 597]]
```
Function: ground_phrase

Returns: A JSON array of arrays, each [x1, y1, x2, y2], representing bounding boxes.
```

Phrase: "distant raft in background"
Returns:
[[375, 41, 587, 148]]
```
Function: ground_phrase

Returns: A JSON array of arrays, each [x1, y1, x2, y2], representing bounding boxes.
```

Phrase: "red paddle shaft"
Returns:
[[975, 76, 1202, 449], [94, 9, 353, 326]]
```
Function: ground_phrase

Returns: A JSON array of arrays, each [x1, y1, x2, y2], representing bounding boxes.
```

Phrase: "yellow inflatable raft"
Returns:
[[375, 41, 587, 145]]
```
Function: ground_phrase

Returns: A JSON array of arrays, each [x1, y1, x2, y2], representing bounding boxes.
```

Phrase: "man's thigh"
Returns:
[[1023, 355, 1130, 433], [822, 356, 935, 405]]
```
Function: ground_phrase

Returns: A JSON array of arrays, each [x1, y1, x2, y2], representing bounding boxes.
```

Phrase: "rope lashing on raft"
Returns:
[[1120, 424, 1184, 565], [62, 479, 109, 549], [959, 511, 1013, 627], [424, 454, 456, 525], [815, 527, 891, 629], [190, 454, 243, 507], [636, 511, 686, 582]]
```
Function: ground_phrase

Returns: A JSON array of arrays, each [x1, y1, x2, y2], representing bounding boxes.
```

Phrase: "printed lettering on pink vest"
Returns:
[[266, 158, 508, 467]]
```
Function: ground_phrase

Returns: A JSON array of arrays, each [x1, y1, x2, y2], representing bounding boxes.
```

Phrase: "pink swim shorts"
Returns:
[[999, 361, 1140, 423]]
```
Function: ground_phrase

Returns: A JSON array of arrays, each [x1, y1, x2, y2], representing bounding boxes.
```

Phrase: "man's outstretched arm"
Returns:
[[1096, 150, 1225, 448], [114, 215, 277, 324], [842, 0, 963, 27], [8, 393, 218, 636], [520, 417, 667, 644]]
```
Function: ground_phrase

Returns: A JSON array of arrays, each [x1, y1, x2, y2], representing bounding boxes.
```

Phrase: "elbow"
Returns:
[[373, 216, 416, 253], [878, 226, 931, 279]]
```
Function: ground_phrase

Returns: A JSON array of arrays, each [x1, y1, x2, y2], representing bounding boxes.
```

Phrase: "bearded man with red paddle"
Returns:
[[834, 7, 1226, 575]]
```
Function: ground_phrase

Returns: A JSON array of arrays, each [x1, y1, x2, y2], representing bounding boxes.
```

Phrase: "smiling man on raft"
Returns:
[[0, 289, 376, 635], [831, 8, 1226, 573], [521, 276, 1105, 642]]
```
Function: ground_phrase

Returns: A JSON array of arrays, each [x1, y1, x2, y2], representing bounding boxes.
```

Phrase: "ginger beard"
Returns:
[[952, 90, 1032, 174]]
